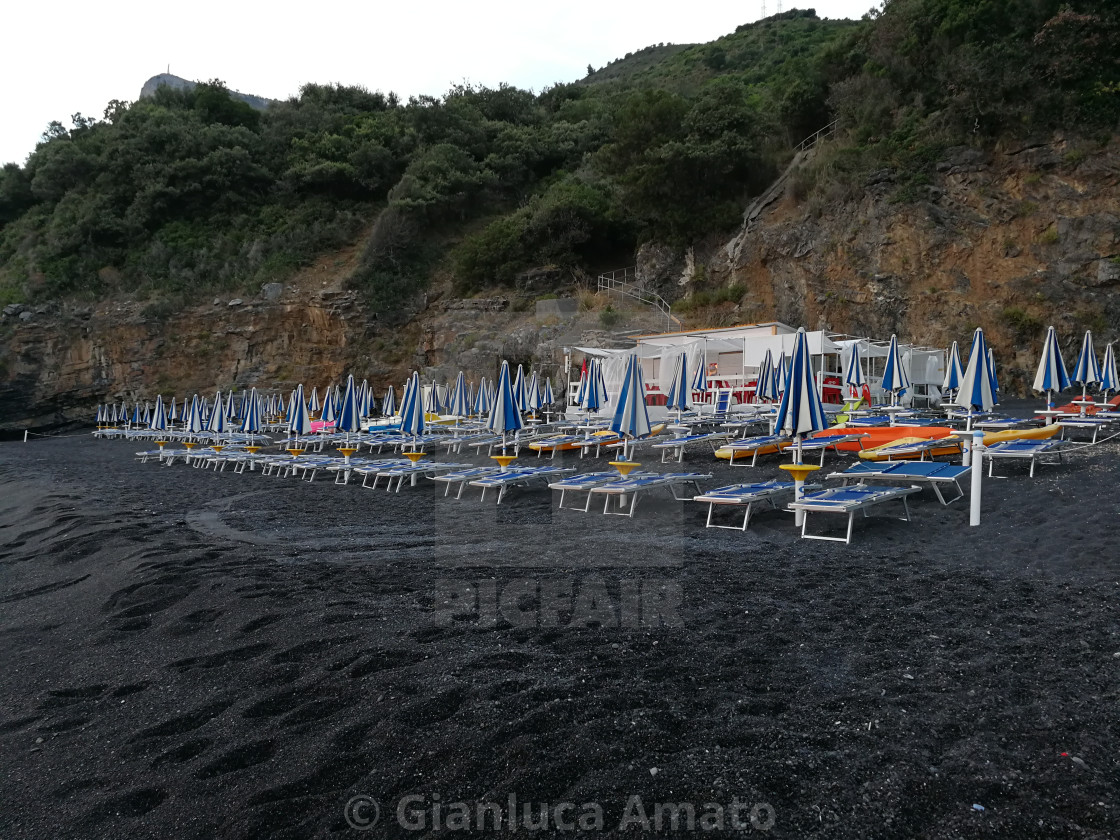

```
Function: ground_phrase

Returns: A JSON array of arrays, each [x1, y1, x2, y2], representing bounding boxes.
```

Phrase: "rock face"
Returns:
[[139, 73, 273, 110], [707, 134, 1120, 396]]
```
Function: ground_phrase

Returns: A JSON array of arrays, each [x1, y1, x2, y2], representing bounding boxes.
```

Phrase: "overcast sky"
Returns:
[[2, 0, 875, 167]]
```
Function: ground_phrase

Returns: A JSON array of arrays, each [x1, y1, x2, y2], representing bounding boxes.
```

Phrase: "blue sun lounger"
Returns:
[[430, 466, 504, 498], [651, 432, 729, 463], [787, 483, 922, 544], [589, 472, 714, 517], [829, 460, 969, 504], [693, 480, 815, 530], [724, 435, 790, 467], [366, 461, 472, 492], [469, 466, 576, 504], [984, 439, 1065, 477], [796, 432, 870, 465], [548, 471, 654, 512]]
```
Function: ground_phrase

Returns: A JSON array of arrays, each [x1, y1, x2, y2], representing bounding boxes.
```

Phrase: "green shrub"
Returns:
[[599, 305, 621, 328]]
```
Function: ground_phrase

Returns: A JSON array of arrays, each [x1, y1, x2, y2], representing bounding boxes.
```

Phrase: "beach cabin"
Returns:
[[565, 323, 946, 414]]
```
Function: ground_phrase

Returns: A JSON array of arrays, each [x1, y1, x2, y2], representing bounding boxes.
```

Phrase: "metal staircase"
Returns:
[[597, 268, 680, 332]]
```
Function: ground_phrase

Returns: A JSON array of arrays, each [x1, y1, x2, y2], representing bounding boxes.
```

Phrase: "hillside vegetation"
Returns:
[[0, 1, 1117, 320]]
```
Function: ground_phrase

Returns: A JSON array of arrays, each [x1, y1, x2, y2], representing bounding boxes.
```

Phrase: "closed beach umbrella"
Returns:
[[691, 357, 709, 396], [774, 352, 789, 397], [525, 372, 540, 413], [149, 395, 168, 432], [574, 360, 589, 407], [424, 381, 443, 416], [336, 374, 361, 436], [609, 353, 652, 447], [755, 349, 779, 403], [596, 360, 609, 407], [1072, 329, 1100, 401], [186, 395, 205, 435], [309, 387, 321, 415], [582, 359, 604, 413], [382, 386, 397, 417], [473, 376, 491, 416], [398, 372, 426, 439], [207, 392, 227, 434], [448, 371, 470, 417], [665, 352, 691, 414], [487, 360, 524, 446], [880, 334, 910, 406], [288, 384, 311, 437], [320, 386, 337, 424], [956, 328, 996, 416], [358, 380, 372, 418], [774, 327, 828, 465], [142, 403, 152, 425], [844, 343, 866, 400], [1100, 343, 1117, 400], [131, 403, 143, 427], [168, 398, 179, 424], [239, 387, 261, 435], [543, 377, 554, 407], [943, 341, 964, 402], [512, 364, 528, 413], [987, 347, 1000, 403]]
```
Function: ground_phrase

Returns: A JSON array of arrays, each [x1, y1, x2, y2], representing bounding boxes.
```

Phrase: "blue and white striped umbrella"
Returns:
[[1072, 329, 1100, 400], [755, 349, 779, 403], [487, 360, 525, 439], [107, 404, 116, 424], [582, 359, 604, 413], [424, 381, 443, 415], [774, 328, 828, 464], [320, 386, 337, 424], [543, 377, 554, 406], [129, 403, 142, 427], [168, 398, 179, 423], [95, 404, 104, 424], [987, 347, 999, 402], [665, 352, 691, 413], [844, 343, 866, 397], [309, 387, 321, 414], [149, 396, 168, 432], [240, 388, 262, 435], [610, 353, 652, 441], [575, 362, 589, 407], [956, 328, 996, 414], [1100, 343, 1117, 399], [596, 360, 609, 407], [336, 374, 361, 435], [774, 352, 790, 397], [358, 380, 372, 418], [226, 390, 238, 421], [207, 392, 227, 434], [186, 395, 205, 434], [448, 371, 470, 417], [288, 384, 312, 437], [473, 377, 491, 416], [512, 364, 528, 413], [399, 372, 426, 438], [1036, 325, 1076, 398], [382, 386, 397, 417], [142, 403, 152, 424], [880, 334, 910, 406], [943, 340, 964, 399], [526, 372, 542, 414], [691, 358, 708, 395]]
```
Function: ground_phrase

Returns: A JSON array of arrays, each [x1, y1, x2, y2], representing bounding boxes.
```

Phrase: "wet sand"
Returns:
[[1, 428, 1118, 838]]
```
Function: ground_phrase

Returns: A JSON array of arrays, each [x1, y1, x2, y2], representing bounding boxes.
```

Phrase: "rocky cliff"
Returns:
[[2, 133, 1117, 432], [701, 133, 1119, 395]]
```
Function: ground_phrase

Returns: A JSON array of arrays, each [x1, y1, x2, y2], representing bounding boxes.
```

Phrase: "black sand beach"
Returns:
[[1, 432, 1118, 838]]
